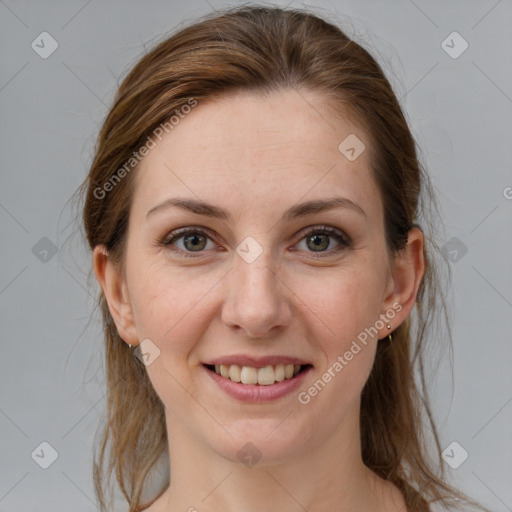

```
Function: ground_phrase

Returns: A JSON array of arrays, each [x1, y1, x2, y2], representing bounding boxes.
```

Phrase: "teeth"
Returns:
[[240, 366, 258, 384], [257, 365, 275, 386], [274, 364, 285, 382], [228, 364, 241, 383], [213, 363, 304, 385]]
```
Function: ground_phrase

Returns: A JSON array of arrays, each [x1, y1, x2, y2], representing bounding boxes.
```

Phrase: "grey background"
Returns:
[[0, 0, 511, 510]]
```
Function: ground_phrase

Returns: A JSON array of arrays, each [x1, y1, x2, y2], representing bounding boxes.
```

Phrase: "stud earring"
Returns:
[[387, 324, 392, 342]]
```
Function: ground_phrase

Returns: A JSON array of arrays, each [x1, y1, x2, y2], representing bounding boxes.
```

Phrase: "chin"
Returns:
[[206, 416, 318, 467]]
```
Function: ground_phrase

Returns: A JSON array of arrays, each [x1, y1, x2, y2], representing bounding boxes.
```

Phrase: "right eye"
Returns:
[[162, 227, 217, 258]]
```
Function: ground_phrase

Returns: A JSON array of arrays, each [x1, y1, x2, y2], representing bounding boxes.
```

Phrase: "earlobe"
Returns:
[[92, 245, 139, 346], [380, 228, 425, 337]]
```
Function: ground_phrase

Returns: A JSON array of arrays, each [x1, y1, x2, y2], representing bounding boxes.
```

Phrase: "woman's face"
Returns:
[[97, 88, 419, 465]]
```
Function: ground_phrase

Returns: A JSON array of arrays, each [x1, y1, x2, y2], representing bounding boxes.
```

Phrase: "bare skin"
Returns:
[[94, 88, 424, 512]]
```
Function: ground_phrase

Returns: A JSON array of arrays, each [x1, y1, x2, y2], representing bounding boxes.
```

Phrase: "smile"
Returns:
[[202, 357, 313, 402], [207, 363, 309, 385]]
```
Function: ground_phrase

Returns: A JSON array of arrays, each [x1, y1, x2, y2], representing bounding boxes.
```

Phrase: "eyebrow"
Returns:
[[146, 196, 367, 221]]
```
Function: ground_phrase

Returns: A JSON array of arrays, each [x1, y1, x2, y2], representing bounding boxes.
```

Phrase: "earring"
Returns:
[[387, 324, 392, 342]]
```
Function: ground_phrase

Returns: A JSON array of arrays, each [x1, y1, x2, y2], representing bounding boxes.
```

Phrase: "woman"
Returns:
[[81, 5, 488, 512]]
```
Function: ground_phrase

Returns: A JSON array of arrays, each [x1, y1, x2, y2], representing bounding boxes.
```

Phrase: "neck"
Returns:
[[156, 404, 402, 512]]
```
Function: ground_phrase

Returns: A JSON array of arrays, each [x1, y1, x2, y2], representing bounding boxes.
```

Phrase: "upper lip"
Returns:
[[203, 355, 311, 368]]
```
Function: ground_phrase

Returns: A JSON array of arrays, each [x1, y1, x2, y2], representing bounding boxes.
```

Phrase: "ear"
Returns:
[[378, 227, 425, 337], [93, 245, 139, 346]]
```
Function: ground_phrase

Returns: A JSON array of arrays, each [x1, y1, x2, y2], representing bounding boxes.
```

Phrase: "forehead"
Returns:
[[132, 88, 380, 221]]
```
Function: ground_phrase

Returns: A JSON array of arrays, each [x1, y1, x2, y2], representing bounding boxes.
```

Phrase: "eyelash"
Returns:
[[161, 225, 351, 259]]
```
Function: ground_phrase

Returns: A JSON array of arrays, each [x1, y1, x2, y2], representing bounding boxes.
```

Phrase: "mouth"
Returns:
[[204, 363, 313, 386]]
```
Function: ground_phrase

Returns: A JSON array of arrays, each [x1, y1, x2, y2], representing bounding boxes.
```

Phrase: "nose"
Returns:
[[221, 251, 293, 338]]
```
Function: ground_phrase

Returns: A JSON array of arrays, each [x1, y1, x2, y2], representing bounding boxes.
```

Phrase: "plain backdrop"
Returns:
[[0, 0, 511, 511]]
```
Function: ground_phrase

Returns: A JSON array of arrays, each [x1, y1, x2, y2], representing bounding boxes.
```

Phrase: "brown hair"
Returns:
[[80, 5, 487, 512]]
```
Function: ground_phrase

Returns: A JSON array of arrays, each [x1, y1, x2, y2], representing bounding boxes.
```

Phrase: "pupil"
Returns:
[[185, 234, 205, 250], [310, 234, 328, 251]]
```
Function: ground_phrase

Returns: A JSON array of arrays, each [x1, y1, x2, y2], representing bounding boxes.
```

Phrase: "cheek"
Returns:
[[295, 264, 385, 343], [126, 261, 221, 410], [127, 255, 222, 358], [291, 266, 384, 403]]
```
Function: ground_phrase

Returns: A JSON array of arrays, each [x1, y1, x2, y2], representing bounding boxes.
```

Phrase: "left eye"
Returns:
[[295, 226, 350, 255], [162, 226, 350, 258]]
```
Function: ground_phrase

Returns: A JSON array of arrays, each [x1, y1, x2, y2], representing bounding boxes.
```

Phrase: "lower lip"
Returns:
[[203, 365, 312, 402]]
